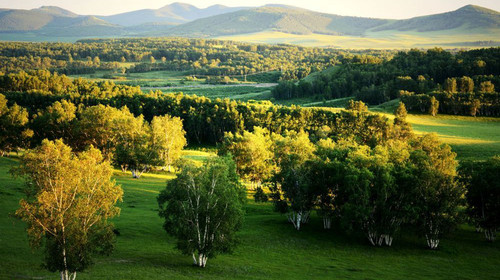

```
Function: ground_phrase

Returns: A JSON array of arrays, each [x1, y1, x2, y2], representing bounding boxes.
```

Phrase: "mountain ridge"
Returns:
[[0, 3, 498, 47]]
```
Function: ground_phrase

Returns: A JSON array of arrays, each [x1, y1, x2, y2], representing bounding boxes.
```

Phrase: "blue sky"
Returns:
[[0, 0, 499, 19]]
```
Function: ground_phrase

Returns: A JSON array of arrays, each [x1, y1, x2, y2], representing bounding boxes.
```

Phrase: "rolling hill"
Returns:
[[373, 5, 500, 32], [99, 2, 246, 26], [163, 5, 391, 37], [0, 3, 498, 48], [165, 4, 499, 37]]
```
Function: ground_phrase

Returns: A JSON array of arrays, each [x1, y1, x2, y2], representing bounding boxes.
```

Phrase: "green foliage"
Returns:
[[157, 156, 245, 267], [460, 156, 500, 241], [253, 187, 269, 203], [150, 115, 187, 171], [13, 139, 122, 279], [220, 127, 275, 184], [0, 94, 32, 155]]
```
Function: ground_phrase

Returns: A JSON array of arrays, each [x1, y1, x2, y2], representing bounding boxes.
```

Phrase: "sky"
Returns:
[[0, 0, 499, 19]]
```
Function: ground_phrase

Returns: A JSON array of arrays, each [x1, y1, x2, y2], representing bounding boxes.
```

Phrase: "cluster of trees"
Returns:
[[0, 39, 394, 81], [1, 92, 187, 177], [14, 140, 123, 280], [6, 75, 499, 278], [222, 102, 499, 248], [1, 70, 397, 149], [460, 157, 500, 242], [271, 48, 500, 116]]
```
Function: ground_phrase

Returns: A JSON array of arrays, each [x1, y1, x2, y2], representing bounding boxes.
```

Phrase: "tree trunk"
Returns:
[[197, 253, 208, 268], [384, 234, 393, 246], [323, 216, 331, 230], [426, 235, 440, 249], [485, 228, 496, 242]]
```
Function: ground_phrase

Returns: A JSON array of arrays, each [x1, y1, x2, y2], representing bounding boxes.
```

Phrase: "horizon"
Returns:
[[0, 0, 499, 20]]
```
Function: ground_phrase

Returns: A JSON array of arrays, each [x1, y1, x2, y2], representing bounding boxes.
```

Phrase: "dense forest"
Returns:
[[1, 58, 499, 278], [0, 38, 392, 81], [272, 48, 500, 116]]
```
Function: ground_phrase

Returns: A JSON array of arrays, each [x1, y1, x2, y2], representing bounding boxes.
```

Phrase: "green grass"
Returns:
[[1, 149, 500, 279], [216, 30, 500, 49], [158, 86, 274, 101], [368, 99, 500, 160]]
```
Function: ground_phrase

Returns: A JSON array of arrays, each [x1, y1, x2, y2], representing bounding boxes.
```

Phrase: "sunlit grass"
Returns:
[[1, 153, 499, 280]]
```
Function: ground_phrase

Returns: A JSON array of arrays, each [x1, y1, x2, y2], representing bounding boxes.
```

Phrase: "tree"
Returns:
[[443, 78, 457, 93], [75, 105, 126, 158], [459, 76, 474, 93], [32, 100, 77, 144], [470, 99, 481, 117], [410, 134, 463, 249], [393, 102, 413, 140], [14, 140, 123, 280], [271, 130, 316, 230], [479, 81, 495, 93], [0, 95, 33, 155], [337, 144, 410, 246], [150, 115, 187, 172], [429, 96, 439, 116], [157, 156, 245, 267], [346, 100, 368, 112], [461, 156, 500, 242], [114, 114, 160, 178], [220, 127, 275, 186]]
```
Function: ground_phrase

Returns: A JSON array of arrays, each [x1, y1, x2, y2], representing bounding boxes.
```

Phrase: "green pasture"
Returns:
[[1, 148, 499, 279]]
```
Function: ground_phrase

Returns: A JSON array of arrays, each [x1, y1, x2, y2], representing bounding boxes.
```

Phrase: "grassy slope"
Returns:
[[371, 99, 500, 160], [1, 150, 500, 279], [216, 29, 500, 49]]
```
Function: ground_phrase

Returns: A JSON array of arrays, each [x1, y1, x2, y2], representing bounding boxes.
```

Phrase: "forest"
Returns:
[[0, 38, 499, 280], [272, 48, 500, 116]]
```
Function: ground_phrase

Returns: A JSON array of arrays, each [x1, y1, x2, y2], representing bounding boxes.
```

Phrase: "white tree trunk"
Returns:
[[425, 220, 440, 249], [197, 253, 208, 268], [426, 235, 440, 249], [384, 234, 393, 246], [323, 217, 331, 230], [60, 270, 76, 280], [485, 228, 497, 242]]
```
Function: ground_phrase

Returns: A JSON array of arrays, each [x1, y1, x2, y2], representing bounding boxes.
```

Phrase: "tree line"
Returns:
[[0, 39, 394, 82], [271, 48, 500, 116], [221, 102, 499, 248]]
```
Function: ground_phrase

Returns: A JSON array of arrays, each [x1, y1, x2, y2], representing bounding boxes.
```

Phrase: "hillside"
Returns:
[[99, 2, 246, 26], [0, 3, 499, 48], [373, 5, 500, 32], [165, 6, 390, 37]]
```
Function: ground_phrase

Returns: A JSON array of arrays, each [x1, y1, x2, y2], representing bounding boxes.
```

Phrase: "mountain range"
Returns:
[[0, 3, 499, 47]]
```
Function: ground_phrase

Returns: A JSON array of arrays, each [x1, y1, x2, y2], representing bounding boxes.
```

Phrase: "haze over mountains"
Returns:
[[0, 2, 499, 47]]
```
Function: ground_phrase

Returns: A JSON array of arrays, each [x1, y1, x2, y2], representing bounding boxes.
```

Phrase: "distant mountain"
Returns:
[[99, 2, 247, 26], [0, 6, 119, 34], [0, 3, 498, 48], [373, 5, 500, 32], [164, 6, 391, 37]]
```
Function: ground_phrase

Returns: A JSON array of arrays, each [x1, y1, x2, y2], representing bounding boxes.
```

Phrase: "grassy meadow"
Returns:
[[216, 30, 500, 49], [1, 149, 500, 280]]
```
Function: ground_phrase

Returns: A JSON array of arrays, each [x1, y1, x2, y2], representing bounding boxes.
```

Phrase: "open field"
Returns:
[[216, 30, 500, 49], [1, 149, 500, 280]]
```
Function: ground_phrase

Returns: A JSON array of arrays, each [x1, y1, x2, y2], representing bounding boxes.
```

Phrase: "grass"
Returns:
[[157, 85, 274, 101], [1, 149, 500, 279], [216, 30, 500, 49], [368, 99, 500, 160]]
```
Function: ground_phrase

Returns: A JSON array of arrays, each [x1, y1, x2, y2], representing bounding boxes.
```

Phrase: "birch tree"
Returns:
[[461, 156, 500, 242], [114, 113, 160, 178], [150, 115, 187, 172], [14, 139, 123, 280], [0, 94, 33, 155], [410, 134, 463, 249], [157, 156, 245, 267]]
